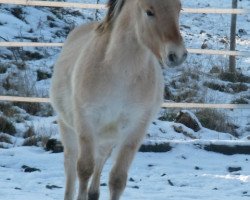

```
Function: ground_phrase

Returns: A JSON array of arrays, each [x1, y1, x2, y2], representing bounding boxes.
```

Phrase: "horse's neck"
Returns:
[[104, 1, 152, 73]]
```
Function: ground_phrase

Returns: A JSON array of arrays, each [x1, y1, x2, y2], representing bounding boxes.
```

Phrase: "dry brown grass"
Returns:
[[195, 109, 238, 137], [0, 134, 12, 144], [23, 135, 50, 147], [22, 124, 52, 147], [0, 115, 16, 135]]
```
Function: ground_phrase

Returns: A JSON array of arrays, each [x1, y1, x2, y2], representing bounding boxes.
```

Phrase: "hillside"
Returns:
[[0, 0, 249, 149], [0, 1, 250, 199]]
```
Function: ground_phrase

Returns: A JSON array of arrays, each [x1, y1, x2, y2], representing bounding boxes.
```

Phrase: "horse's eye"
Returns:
[[146, 10, 155, 17]]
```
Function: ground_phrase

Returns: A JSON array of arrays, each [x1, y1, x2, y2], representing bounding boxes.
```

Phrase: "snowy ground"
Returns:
[[0, 0, 250, 199], [1, 144, 250, 200]]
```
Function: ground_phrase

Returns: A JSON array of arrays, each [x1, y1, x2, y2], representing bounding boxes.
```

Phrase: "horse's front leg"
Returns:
[[75, 115, 95, 200], [109, 120, 150, 200], [88, 143, 113, 200], [58, 119, 78, 200]]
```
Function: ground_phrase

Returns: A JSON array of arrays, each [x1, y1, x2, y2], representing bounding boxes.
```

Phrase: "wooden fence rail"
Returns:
[[0, 95, 250, 109], [1, 42, 249, 57], [1, 0, 250, 14]]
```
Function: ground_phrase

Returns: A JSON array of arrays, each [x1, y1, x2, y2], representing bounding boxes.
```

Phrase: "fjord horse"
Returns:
[[50, 0, 187, 199]]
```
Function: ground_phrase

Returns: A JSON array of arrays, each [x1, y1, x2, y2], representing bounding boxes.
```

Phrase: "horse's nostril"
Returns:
[[168, 53, 177, 63]]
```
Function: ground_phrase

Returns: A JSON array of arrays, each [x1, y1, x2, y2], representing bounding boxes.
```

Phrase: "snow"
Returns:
[[0, 0, 250, 199], [0, 145, 250, 200], [147, 119, 235, 141]]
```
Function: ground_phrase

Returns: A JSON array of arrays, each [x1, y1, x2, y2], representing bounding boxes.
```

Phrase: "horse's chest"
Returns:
[[83, 66, 163, 141], [87, 99, 141, 141]]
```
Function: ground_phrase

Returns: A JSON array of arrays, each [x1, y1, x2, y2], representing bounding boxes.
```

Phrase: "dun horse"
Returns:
[[50, 0, 187, 199]]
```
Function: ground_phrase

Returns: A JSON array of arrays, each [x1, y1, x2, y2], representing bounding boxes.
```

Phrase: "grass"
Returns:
[[0, 64, 7, 74], [23, 51, 44, 60], [158, 109, 179, 122], [37, 69, 52, 81], [23, 135, 51, 147], [22, 122, 55, 148], [22, 125, 51, 147], [165, 68, 203, 103], [195, 109, 238, 137], [0, 102, 29, 123], [204, 82, 248, 94], [231, 97, 249, 104], [23, 125, 35, 138], [0, 102, 16, 118], [14, 102, 41, 116], [219, 71, 250, 83], [13, 102, 54, 117], [0, 115, 16, 135], [0, 134, 12, 144], [10, 7, 26, 22]]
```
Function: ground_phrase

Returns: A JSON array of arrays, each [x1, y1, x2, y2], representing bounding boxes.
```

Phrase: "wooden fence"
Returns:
[[1, 0, 250, 14], [0, 95, 249, 109], [0, 0, 249, 109]]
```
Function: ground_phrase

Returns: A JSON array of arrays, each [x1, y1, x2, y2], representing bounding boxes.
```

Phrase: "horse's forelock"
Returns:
[[96, 0, 125, 34]]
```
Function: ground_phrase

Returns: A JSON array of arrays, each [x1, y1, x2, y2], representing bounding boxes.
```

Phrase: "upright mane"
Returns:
[[96, 0, 125, 34]]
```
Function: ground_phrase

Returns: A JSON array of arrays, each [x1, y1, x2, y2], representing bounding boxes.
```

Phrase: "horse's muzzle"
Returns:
[[167, 50, 188, 67]]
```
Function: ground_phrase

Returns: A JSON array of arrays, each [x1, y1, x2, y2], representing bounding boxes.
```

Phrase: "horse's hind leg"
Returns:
[[109, 122, 149, 200], [58, 119, 78, 200], [88, 143, 114, 200]]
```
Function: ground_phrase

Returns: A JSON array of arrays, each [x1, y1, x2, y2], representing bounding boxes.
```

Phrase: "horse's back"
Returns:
[[50, 22, 98, 125]]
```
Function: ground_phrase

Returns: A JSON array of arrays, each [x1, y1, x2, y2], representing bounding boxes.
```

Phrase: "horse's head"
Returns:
[[136, 0, 187, 67]]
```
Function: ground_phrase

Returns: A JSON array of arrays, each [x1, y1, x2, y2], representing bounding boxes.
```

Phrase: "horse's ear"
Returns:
[[96, 0, 125, 34]]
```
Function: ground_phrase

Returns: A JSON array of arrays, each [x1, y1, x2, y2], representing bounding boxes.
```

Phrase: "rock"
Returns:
[[139, 143, 172, 153], [21, 165, 41, 173], [173, 125, 197, 139], [195, 166, 202, 170], [219, 38, 228, 44], [45, 139, 63, 153], [46, 185, 62, 190], [175, 110, 202, 132], [173, 125, 183, 133], [159, 128, 166, 134], [181, 155, 187, 160], [227, 166, 242, 173], [201, 43, 208, 49], [168, 179, 174, 186], [129, 178, 135, 182], [238, 29, 247, 36], [201, 39, 212, 49], [206, 33, 212, 38], [203, 144, 250, 155], [181, 24, 191, 29]]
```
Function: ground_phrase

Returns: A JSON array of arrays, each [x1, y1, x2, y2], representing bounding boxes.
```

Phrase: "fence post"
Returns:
[[95, 0, 101, 20], [229, 0, 238, 74]]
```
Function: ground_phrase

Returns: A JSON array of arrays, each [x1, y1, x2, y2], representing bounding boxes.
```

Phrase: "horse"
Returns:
[[50, 0, 187, 199]]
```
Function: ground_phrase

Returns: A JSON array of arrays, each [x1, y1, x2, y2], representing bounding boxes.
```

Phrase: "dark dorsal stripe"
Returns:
[[96, 0, 125, 34]]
